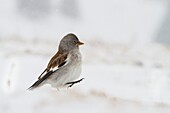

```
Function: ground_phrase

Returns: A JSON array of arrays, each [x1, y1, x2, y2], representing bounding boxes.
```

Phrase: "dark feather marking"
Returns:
[[28, 71, 54, 90], [58, 61, 67, 68]]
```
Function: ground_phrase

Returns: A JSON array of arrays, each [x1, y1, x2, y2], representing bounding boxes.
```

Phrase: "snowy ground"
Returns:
[[1, 37, 170, 113]]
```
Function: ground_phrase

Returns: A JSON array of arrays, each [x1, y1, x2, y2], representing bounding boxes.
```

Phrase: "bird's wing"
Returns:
[[28, 71, 54, 90], [38, 50, 68, 79]]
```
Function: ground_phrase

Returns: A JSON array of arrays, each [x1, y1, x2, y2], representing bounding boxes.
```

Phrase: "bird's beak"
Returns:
[[77, 41, 84, 46]]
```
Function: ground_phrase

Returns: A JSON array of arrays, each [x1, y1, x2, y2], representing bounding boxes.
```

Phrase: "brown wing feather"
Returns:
[[38, 50, 68, 79], [48, 50, 68, 69]]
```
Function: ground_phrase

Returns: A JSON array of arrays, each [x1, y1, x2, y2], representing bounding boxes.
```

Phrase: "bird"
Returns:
[[28, 33, 84, 90]]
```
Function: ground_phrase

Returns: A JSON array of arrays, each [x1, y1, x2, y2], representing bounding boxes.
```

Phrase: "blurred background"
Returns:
[[0, 0, 170, 113]]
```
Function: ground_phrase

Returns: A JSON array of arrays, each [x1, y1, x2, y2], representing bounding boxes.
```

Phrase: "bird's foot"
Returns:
[[65, 78, 85, 88]]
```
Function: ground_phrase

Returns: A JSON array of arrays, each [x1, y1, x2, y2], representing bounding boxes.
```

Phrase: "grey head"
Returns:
[[59, 33, 84, 51]]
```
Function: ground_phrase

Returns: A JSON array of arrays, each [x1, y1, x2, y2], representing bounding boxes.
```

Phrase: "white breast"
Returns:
[[65, 50, 82, 82]]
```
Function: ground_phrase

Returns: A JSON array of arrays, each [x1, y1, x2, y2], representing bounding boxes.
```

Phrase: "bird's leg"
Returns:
[[65, 78, 84, 87]]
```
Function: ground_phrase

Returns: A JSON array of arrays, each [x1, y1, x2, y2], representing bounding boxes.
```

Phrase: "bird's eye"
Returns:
[[73, 40, 77, 43]]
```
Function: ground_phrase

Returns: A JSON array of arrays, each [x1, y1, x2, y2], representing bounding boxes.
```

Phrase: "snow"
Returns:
[[1, 38, 170, 113]]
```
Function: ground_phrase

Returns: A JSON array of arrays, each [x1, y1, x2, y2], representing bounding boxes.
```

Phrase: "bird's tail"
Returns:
[[28, 71, 53, 90], [27, 80, 42, 90]]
